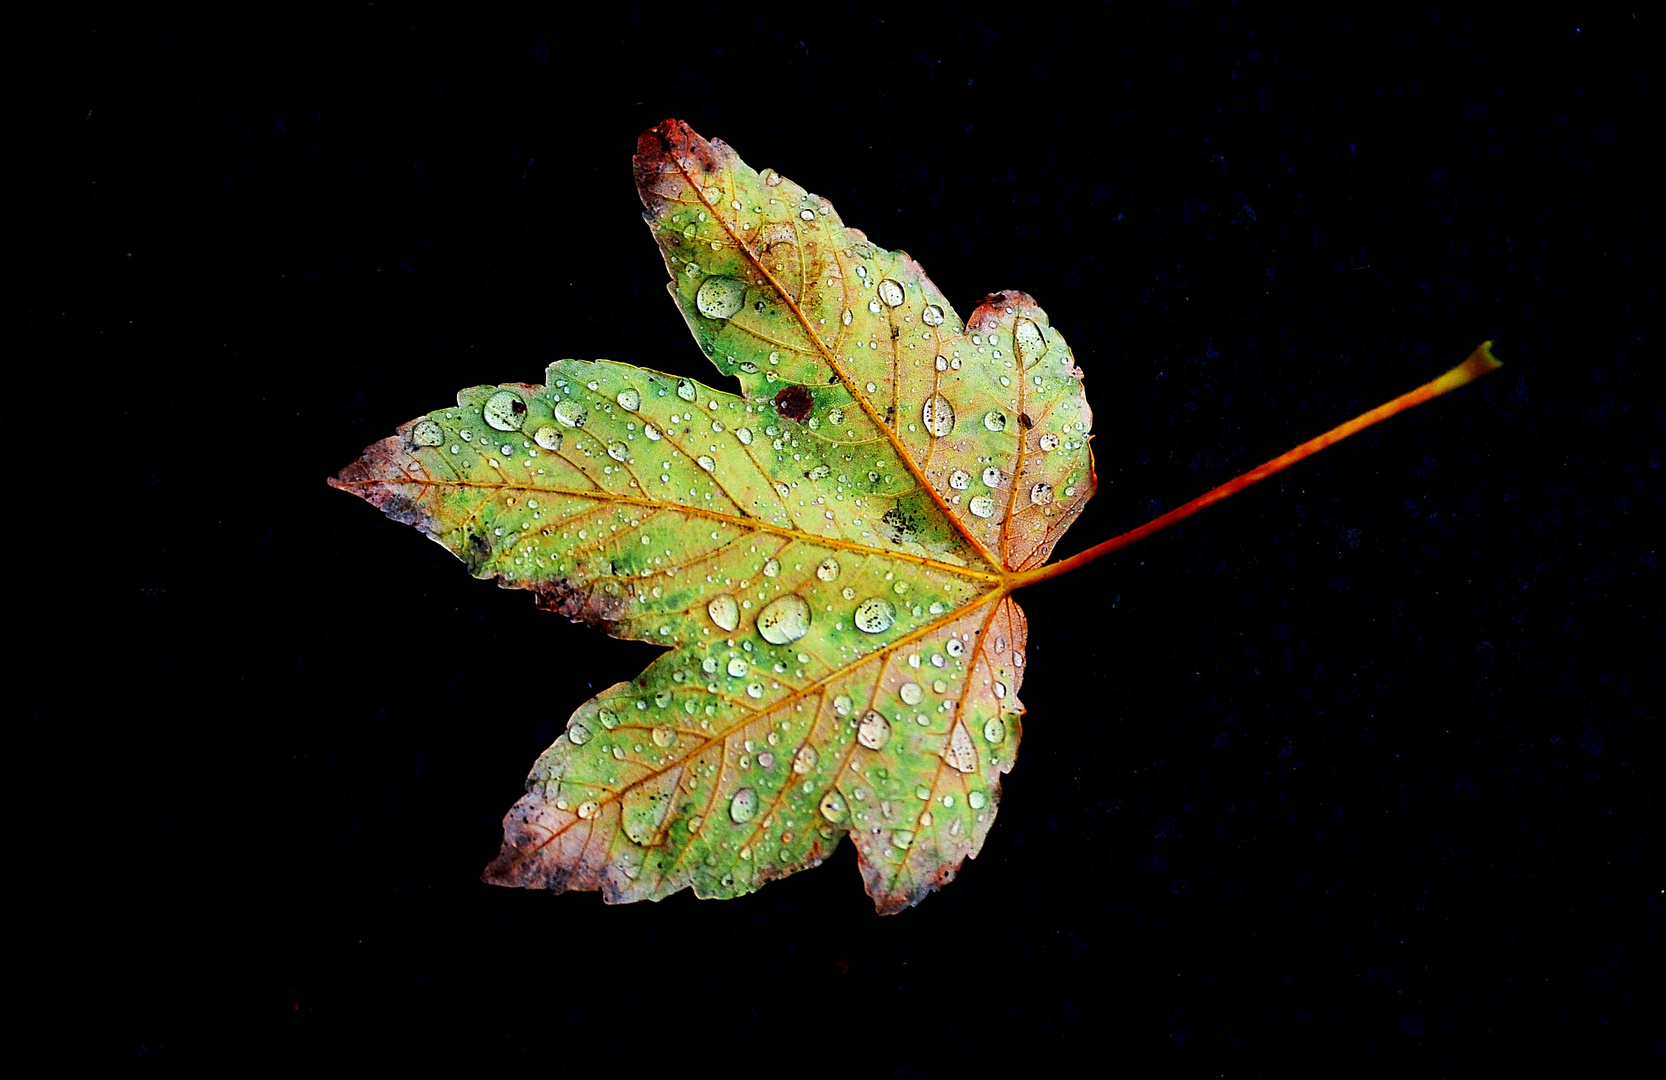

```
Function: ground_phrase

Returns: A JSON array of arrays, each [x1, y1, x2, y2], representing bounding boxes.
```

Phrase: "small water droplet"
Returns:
[[967, 790, 986, 810], [1039, 433, 1061, 452], [483, 391, 527, 432], [983, 410, 1007, 432], [653, 725, 676, 747], [1014, 317, 1045, 362], [858, 710, 892, 750], [411, 419, 444, 446], [616, 387, 642, 411], [983, 716, 1006, 743], [1030, 482, 1054, 506], [982, 467, 1006, 487], [800, 209, 815, 221], [899, 682, 924, 706], [553, 399, 589, 428], [841, 308, 853, 326], [816, 557, 841, 581], [762, 558, 781, 578], [598, 710, 619, 729], [944, 722, 977, 773], [819, 792, 847, 821], [793, 745, 818, 774], [947, 469, 971, 491], [853, 597, 896, 634], [757, 751, 775, 769], [736, 427, 753, 445], [577, 800, 599, 819], [878, 278, 905, 307], [695, 276, 747, 319], [935, 355, 948, 372], [891, 830, 915, 849], [727, 657, 748, 677], [607, 441, 630, 462], [708, 595, 740, 631], [968, 494, 996, 519], [567, 719, 594, 745], [833, 694, 854, 716], [756, 594, 812, 645], [729, 787, 758, 822], [676, 379, 698, 402], [644, 422, 663, 441], [697, 455, 716, 471], [922, 304, 945, 327], [922, 394, 956, 438], [826, 407, 845, 426]]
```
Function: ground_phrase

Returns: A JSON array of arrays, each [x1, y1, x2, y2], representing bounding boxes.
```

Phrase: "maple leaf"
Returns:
[[331, 119, 1500, 913]]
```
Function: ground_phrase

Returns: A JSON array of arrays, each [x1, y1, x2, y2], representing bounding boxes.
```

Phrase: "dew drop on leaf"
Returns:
[[983, 410, 1007, 433], [567, 719, 594, 745], [1014, 318, 1046, 362], [695, 276, 747, 319], [533, 426, 563, 451], [793, 745, 818, 774], [899, 682, 924, 705], [858, 710, 892, 750], [1030, 482, 1054, 506], [878, 278, 905, 307], [968, 494, 996, 519], [729, 787, 758, 822], [756, 594, 812, 645], [853, 597, 896, 634], [616, 387, 642, 411], [411, 419, 444, 446], [819, 792, 848, 822], [553, 399, 588, 428], [676, 379, 697, 402], [922, 394, 956, 438], [922, 304, 945, 327], [815, 557, 841, 581], [483, 391, 527, 432], [968, 790, 987, 810], [708, 594, 740, 632], [983, 716, 1006, 744]]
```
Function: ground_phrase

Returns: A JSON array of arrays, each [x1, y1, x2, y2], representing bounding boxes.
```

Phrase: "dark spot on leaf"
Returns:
[[1020, 412, 1034, 429], [775, 385, 814, 422], [510, 399, 527, 416]]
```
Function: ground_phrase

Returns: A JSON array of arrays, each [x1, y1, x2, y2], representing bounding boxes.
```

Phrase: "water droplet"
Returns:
[[1039, 433, 1061, 452], [695, 276, 746, 320], [553, 399, 588, 428], [826, 407, 845, 426], [878, 278, 905, 307], [653, 725, 676, 747], [762, 558, 781, 578], [819, 792, 847, 822], [899, 682, 924, 706], [577, 800, 599, 819], [1014, 318, 1045, 362], [806, 463, 831, 480], [982, 467, 1006, 487], [708, 595, 740, 632], [994, 682, 1007, 699], [968, 790, 987, 810], [729, 787, 758, 822], [800, 209, 815, 221], [607, 441, 630, 463], [747, 683, 764, 699], [853, 597, 896, 634], [727, 658, 748, 677], [757, 751, 775, 769], [921, 394, 955, 438], [983, 410, 1007, 432], [943, 469, 970, 492], [922, 304, 945, 327], [815, 557, 841, 581], [867, 299, 882, 315], [756, 594, 812, 645], [793, 745, 819, 774], [944, 722, 977, 773], [891, 829, 915, 849], [841, 308, 853, 326], [935, 355, 948, 372], [697, 455, 716, 472], [983, 716, 1006, 743], [483, 391, 527, 432], [616, 387, 642, 411], [567, 719, 594, 745], [597, 709, 619, 730], [411, 419, 444, 446], [968, 494, 996, 519], [675, 379, 698, 402], [736, 427, 753, 445], [644, 422, 663, 441], [1030, 482, 1054, 506], [858, 710, 892, 750], [833, 694, 854, 716]]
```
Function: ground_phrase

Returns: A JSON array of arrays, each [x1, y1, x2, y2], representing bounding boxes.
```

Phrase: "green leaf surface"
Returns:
[[331, 119, 1096, 912]]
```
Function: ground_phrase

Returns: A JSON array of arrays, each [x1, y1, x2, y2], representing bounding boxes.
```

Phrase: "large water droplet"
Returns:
[[899, 682, 924, 706], [697, 455, 716, 472], [729, 787, 758, 823], [967, 790, 987, 810], [553, 399, 588, 428], [411, 419, 445, 446], [708, 594, 740, 632], [727, 657, 748, 678], [948, 469, 971, 491], [695, 276, 747, 319], [607, 441, 630, 463], [533, 426, 563, 451], [922, 394, 956, 438], [793, 745, 818, 775], [968, 494, 996, 519], [982, 466, 1006, 487], [653, 725, 676, 748], [858, 710, 892, 750], [983, 716, 1006, 743], [891, 829, 915, 849], [483, 391, 527, 432], [983, 410, 1007, 433], [762, 558, 781, 578], [944, 722, 977, 773], [816, 557, 841, 582], [1038, 433, 1061, 452], [644, 422, 663, 441], [616, 387, 642, 411], [1030, 482, 1054, 506], [1014, 318, 1046, 362], [878, 279, 905, 307], [922, 304, 945, 327], [567, 719, 594, 745], [833, 694, 854, 716], [756, 594, 812, 645], [676, 379, 698, 402], [945, 638, 965, 658], [819, 792, 848, 822], [853, 597, 896, 634]]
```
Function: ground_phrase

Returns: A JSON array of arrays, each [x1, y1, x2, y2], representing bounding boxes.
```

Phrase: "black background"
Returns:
[[68, 3, 1659, 1073]]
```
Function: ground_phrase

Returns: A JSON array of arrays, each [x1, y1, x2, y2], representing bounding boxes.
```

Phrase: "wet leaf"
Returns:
[[332, 119, 1096, 912]]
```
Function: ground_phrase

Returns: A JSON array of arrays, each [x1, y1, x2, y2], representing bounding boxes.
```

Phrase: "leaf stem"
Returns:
[[1007, 342, 1503, 590]]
